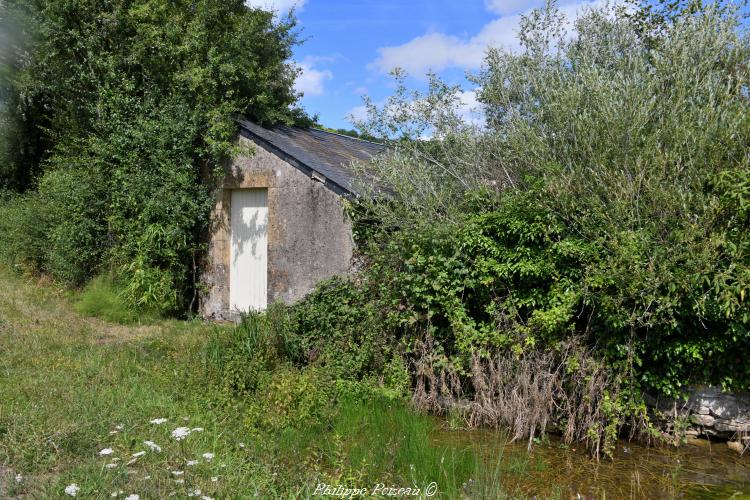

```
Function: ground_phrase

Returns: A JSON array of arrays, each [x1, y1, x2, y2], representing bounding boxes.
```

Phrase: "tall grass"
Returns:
[[273, 396, 515, 497], [74, 275, 160, 324], [333, 397, 476, 490]]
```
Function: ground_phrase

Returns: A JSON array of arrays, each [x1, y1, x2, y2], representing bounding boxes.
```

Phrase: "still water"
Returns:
[[433, 427, 750, 499]]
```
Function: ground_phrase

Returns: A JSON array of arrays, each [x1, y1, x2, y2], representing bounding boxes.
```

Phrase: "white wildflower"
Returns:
[[202, 452, 214, 461], [150, 418, 168, 425], [238, 442, 245, 448], [14, 474, 22, 483], [171, 471, 184, 476], [99, 448, 114, 456], [191, 427, 204, 433], [202, 496, 214, 500], [109, 431, 119, 435], [110, 493, 118, 498], [186, 460, 199, 466], [106, 463, 118, 469], [143, 475, 151, 480], [65, 483, 80, 496], [174, 479, 185, 484], [115, 424, 124, 430], [131, 451, 146, 458], [210, 477, 218, 482], [124, 495, 139, 500], [171, 427, 191, 440], [143, 440, 161, 452]]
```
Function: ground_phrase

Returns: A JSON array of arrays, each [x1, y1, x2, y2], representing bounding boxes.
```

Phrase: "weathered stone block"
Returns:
[[715, 420, 750, 433], [691, 414, 715, 427]]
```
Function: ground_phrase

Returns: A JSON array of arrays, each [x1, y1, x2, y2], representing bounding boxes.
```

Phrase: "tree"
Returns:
[[0, 0, 309, 312], [351, 0, 750, 399]]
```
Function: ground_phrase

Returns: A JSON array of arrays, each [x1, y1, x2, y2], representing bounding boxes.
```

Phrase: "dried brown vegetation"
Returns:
[[412, 337, 623, 457]]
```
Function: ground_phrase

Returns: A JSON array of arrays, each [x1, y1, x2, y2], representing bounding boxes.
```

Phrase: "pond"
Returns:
[[433, 427, 750, 498]]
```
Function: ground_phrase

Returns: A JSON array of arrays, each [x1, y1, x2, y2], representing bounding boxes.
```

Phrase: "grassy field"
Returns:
[[0, 269, 508, 499], [3, 268, 749, 499]]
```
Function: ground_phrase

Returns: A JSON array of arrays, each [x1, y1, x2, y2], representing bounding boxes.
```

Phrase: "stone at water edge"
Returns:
[[727, 441, 746, 454]]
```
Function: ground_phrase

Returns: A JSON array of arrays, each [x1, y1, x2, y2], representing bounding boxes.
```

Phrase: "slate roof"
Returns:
[[238, 120, 386, 196]]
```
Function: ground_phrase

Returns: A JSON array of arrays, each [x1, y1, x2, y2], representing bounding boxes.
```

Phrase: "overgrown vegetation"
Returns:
[[1, 0, 748, 464], [0, 268, 527, 498], [339, 0, 750, 455], [2, 269, 742, 498], [0, 0, 308, 313]]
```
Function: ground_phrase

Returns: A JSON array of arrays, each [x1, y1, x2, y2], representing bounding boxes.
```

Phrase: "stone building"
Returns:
[[200, 120, 385, 320]]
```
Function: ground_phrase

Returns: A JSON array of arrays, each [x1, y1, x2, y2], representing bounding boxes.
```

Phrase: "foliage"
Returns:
[[0, 0, 308, 312], [244, 365, 336, 434], [0, 190, 50, 272], [623, 0, 747, 48], [203, 308, 302, 401], [1, 244, 740, 498], [289, 277, 400, 382], [203, 293, 408, 429], [342, 0, 750, 453], [0, 167, 108, 284], [364, 188, 592, 368]]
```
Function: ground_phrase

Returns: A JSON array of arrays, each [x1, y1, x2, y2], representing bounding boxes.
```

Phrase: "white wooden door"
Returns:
[[230, 189, 268, 312]]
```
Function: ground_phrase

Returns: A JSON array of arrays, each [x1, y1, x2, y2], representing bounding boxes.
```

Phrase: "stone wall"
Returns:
[[647, 386, 750, 442], [200, 134, 354, 320]]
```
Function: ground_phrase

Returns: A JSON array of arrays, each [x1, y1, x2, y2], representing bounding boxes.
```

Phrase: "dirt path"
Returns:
[[0, 270, 165, 344]]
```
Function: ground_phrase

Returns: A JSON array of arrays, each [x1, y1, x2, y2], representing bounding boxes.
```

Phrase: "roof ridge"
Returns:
[[236, 119, 386, 197], [309, 126, 384, 147]]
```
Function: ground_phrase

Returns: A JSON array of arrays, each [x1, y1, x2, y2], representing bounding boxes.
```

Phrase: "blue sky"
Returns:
[[246, 0, 603, 129]]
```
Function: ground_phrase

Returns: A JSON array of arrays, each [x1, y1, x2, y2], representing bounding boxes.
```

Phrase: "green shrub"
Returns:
[[244, 366, 335, 434], [0, 168, 107, 286], [290, 277, 397, 382], [365, 188, 593, 369]]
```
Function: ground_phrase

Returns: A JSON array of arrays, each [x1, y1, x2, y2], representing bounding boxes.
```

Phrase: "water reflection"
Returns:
[[432, 426, 750, 498]]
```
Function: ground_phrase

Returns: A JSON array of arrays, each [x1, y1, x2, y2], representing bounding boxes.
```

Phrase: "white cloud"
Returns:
[[485, 0, 535, 15], [456, 90, 484, 126], [295, 59, 333, 97], [245, 0, 306, 14], [370, 0, 603, 77], [346, 104, 369, 124]]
